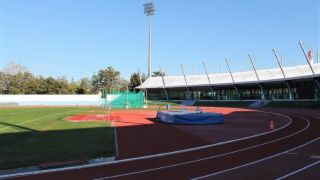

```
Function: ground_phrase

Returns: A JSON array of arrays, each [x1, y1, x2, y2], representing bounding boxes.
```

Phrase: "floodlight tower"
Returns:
[[144, 2, 155, 77]]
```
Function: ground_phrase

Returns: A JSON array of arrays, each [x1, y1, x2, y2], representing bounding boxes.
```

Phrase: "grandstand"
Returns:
[[138, 62, 320, 101]]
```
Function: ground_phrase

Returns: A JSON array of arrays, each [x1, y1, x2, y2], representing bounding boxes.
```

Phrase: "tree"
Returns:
[[2, 61, 29, 75], [24, 75, 41, 94], [45, 77, 60, 94], [0, 72, 35, 94], [56, 76, 70, 94], [141, 72, 147, 82], [0, 72, 10, 94], [76, 78, 91, 94], [17, 72, 36, 94], [129, 72, 140, 91], [0, 63, 132, 95], [91, 66, 121, 94], [117, 78, 129, 92], [35, 76, 49, 94], [68, 81, 79, 94], [152, 70, 165, 77], [129, 72, 146, 91]]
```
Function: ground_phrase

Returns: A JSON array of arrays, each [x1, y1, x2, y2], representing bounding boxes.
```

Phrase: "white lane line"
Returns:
[[111, 119, 119, 158], [192, 115, 314, 180], [285, 152, 299, 155], [0, 110, 78, 132], [91, 116, 309, 180], [0, 111, 292, 179], [276, 160, 320, 180]]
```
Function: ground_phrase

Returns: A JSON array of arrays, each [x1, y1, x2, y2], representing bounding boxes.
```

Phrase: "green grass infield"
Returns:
[[0, 107, 115, 170]]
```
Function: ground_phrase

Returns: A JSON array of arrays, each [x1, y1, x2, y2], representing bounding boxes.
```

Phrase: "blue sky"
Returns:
[[0, 0, 319, 80]]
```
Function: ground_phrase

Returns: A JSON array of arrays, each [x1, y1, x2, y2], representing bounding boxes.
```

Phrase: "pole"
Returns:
[[103, 89, 106, 108], [138, 68, 146, 107], [298, 41, 320, 98], [160, 66, 169, 101], [299, 41, 315, 75], [203, 61, 215, 99], [248, 54, 260, 81], [272, 49, 287, 79], [273, 49, 294, 100], [126, 84, 129, 108], [225, 58, 240, 100], [144, 2, 155, 77], [248, 54, 265, 100], [317, 49, 320, 63], [148, 16, 152, 77], [225, 59, 235, 83], [181, 64, 191, 99], [145, 89, 148, 108]]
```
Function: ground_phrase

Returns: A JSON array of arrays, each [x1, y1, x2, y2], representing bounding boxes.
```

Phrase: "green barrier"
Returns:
[[104, 90, 144, 109]]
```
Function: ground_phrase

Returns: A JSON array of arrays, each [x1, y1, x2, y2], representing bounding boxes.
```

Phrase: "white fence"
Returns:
[[0, 95, 102, 106]]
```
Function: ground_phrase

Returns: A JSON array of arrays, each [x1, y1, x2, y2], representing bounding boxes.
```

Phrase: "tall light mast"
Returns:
[[144, 2, 155, 77]]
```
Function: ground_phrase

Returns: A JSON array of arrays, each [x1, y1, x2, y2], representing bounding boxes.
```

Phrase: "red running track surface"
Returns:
[[4, 108, 320, 179]]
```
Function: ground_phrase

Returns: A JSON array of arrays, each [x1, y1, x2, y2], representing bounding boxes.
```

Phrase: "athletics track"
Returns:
[[1, 107, 319, 179]]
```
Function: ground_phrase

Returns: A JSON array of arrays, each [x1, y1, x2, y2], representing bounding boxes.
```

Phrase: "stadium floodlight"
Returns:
[[144, 2, 155, 16], [144, 2, 155, 77]]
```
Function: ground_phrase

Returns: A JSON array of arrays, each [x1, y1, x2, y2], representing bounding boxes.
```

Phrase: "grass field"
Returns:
[[0, 107, 115, 170]]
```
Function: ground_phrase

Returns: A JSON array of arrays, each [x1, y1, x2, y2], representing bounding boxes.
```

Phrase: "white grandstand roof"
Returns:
[[138, 63, 320, 89]]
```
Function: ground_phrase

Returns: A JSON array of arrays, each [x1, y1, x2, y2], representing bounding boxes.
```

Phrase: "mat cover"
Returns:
[[156, 111, 224, 125]]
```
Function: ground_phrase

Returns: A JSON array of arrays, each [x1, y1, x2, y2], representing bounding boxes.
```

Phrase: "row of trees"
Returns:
[[0, 62, 154, 95], [0, 70, 103, 94]]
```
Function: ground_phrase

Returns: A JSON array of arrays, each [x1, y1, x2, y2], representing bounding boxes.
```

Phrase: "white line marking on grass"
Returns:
[[0, 111, 292, 179], [192, 115, 315, 180], [276, 160, 320, 180], [1, 109, 45, 115], [0, 110, 77, 132]]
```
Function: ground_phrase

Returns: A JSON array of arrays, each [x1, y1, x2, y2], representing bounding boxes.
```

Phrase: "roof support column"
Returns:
[[203, 61, 215, 100], [314, 78, 320, 93], [299, 41, 315, 75], [299, 41, 320, 92], [181, 64, 192, 100], [258, 84, 266, 100], [159, 67, 169, 101], [273, 49, 294, 100], [285, 81, 294, 100], [315, 78, 320, 100], [225, 58, 241, 100], [248, 54, 265, 100]]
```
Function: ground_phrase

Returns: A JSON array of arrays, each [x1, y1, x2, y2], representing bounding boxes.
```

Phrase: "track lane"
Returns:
[[7, 112, 315, 180], [284, 161, 320, 179], [276, 160, 320, 180], [194, 115, 320, 180], [97, 115, 312, 180]]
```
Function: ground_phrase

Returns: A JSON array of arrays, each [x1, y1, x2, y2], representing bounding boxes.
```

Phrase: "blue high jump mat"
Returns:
[[156, 111, 224, 125]]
